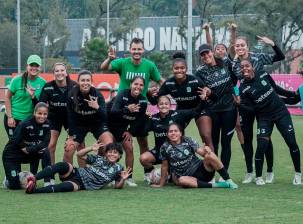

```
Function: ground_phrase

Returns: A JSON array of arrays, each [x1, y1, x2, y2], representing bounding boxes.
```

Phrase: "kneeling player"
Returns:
[[25, 142, 131, 193], [151, 123, 238, 189]]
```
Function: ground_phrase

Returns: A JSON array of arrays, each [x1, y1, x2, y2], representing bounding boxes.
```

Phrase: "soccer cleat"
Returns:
[[144, 173, 151, 185], [213, 181, 230, 188], [265, 172, 274, 184], [293, 172, 302, 185], [125, 178, 138, 187], [242, 173, 254, 184], [225, 179, 238, 189], [255, 177, 265, 186], [25, 176, 36, 194]]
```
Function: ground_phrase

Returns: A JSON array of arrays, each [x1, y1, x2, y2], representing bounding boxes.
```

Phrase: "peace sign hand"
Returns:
[[121, 167, 132, 180], [84, 95, 99, 110], [108, 46, 116, 61]]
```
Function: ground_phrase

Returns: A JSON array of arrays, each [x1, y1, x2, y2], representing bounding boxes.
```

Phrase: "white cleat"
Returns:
[[293, 172, 302, 185], [255, 177, 265, 186], [125, 178, 138, 187], [265, 172, 274, 184], [242, 173, 254, 184]]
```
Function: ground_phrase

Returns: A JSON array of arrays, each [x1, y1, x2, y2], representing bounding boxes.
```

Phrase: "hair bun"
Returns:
[[172, 52, 186, 60]]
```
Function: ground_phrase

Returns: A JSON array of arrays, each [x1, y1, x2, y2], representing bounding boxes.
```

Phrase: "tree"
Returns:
[[0, 22, 37, 68], [80, 37, 108, 72], [45, 0, 70, 58], [88, 0, 142, 45], [146, 51, 172, 78]]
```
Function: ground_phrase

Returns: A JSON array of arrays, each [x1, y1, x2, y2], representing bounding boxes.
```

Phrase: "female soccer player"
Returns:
[[195, 44, 238, 174], [239, 59, 301, 185], [4, 55, 46, 138], [39, 63, 77, 164], [64, 70, 113, 166], [154, 52, 215, 150], [151, 123, 238, 189], [25, 142, 132, 193], [2, 102, 51, 189], [140, 95, 202, 181], [232, 35, 295, 183], [108, 76, 148, 186], [203, 22, 245, 149]]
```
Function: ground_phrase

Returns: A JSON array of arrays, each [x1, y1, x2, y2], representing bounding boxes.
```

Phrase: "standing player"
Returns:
[[239, 59, 301, 185], [2, 102, 51, 189], [39, 63, 77, 164], [100, 37, 164, 173], [232, 35, 292, 183], [153, 52, 215, 150], [25, 142, 132, 193], [64, 70, 113, 166], [4, 55, 46, 138], [108, 76, 148, 186], [195, 44, 238, 174], [151, 123, 238, 189]]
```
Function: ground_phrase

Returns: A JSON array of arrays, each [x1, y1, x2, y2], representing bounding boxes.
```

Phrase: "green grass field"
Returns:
[[1, 113, 303, 224]]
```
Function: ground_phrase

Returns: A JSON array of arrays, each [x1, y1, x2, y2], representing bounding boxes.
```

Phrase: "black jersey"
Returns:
[[232, 45, 285, 80], [67, 86, 107, 128], [110, 89, 148, 124], [195, 58, 237, 112], [149, 110, 196, 149], [156, 75, 203, 110], [239, 74, 288, 117], [39, 79, 77, 120], [160, 136, 202, 177], [3, 117, 50, 160]]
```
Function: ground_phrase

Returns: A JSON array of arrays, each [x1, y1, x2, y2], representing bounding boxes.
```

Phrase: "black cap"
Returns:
[[199, 44, 212, 55]]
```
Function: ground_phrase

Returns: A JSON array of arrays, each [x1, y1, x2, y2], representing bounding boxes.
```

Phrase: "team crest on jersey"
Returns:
[[39, 130, 43, 136], [169, 120, 173, 124], [261, 80, 267, 86], [184, 149, 189, 155], [187, 87, 191, 93], [108, 167, 114, 174]]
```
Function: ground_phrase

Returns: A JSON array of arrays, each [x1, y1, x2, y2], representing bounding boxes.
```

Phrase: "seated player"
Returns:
[[25, 142, 132, 193], [151, 123, 238, 189]]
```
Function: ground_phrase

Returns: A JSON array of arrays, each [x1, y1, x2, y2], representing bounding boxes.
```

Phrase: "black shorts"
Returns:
[[109, 124, 129, 142], [59, 168, 85, 190], [3, 114, 22, 138], [128, 115, 149, 138], [191, 161, 215, 182], [49, 117, 68, 133], [195, 108, 212, 120], [69, 123, 109, 143], [149, 147, 163, 165]]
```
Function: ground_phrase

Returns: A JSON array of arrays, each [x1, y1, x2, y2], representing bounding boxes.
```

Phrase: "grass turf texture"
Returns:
[[1, 113, 303, 224]]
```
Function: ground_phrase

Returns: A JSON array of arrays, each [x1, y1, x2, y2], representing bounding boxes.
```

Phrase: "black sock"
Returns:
[[144, 166, 154, 173], [217, 168, 230, 180], [242, 143, 253, 173], [255, 138, 269, 177], [197, 180, 212, 188], [35, 162, 70, 181], [265, 140, 273, 173], [33, 182, 75, 193]]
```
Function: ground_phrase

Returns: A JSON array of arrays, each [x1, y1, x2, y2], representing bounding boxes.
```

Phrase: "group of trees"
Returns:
[[0, 0, 302, 74]]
